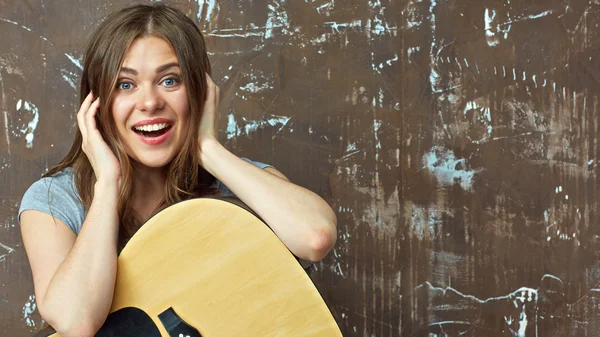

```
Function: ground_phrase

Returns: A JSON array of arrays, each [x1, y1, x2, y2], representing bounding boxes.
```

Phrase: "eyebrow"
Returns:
[[120, 62, 180, 75]]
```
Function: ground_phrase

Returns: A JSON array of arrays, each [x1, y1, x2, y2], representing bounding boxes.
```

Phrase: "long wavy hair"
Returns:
[[45, 4, 216, 252]]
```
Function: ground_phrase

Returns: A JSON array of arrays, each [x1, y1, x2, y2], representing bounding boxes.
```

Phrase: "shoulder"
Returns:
[[26, 167, 77, 194], [19, 167, 85, 234]]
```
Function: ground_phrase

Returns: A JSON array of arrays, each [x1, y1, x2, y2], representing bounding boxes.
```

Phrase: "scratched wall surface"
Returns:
[[2, 0, 600, 336]]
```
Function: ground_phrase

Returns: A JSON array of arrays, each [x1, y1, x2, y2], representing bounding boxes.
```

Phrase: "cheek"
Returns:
[[177, 93, 190, 121], [111, 99, 135, 132], [176, 96, 191, 134]]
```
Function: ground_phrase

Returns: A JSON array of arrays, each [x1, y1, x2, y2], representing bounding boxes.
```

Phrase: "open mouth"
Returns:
[[132, 123, 173, 138]]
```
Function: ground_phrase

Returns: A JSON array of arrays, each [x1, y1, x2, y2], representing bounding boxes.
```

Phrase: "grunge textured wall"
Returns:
[[3, 0, 600, 336]]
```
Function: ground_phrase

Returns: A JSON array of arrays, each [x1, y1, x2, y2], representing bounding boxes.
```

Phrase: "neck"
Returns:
[[133, 162, 167, 190], [131, 161, 168, 221]]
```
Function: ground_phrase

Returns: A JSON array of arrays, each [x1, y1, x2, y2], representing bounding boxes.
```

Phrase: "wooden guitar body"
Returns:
[[38, 198, 342, 337]]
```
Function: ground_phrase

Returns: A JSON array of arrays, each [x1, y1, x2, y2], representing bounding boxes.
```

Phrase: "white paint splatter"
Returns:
[[310, 33, 329, 45], [373, 120, 382, 148], [423, 146, 479, 190], [334, 261, 345, 277], [484, 8, 500, 47], [524, 10, 552, 20], [543, 191, 581, 244], [409, 204, 444, 239], [0, 157, 9, 171], [196, 0, 219, 29], [61, 69, 78, 89], [419, 282, 538, 336], [0, 70, 9, 155], [338, 142, 361, 163], [239, 82, 273, 93], [325, 20, 361, 33], [514, 289, 536, 337], [64, 53, 83, 70], [464, 100, 493, 144], [315, 1, 335, 16], [347, 86, 367, 105], [428, 0, 440, 93], [226, 113, 291, 139], [0, 18, 52, 43], [23, 295, 37, 327], [237, 70, 274, 95], [484, 7, 512, 47], [366, 0, 397, 39], [226, 114, 237, 140], [0, 241, 15, 262], [406, 3, 422, 29], [16, 99, 39, 149], [207, 30, 263, 38], [407, 46, 420, 63], [386, 53, 399, 66], [265, 1, 290, 39]]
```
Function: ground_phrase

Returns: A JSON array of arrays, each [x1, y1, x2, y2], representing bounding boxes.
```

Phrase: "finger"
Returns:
[[77, 92, 95, 139], [215, 83, 220, 105], [213, 83, 220, 130], [215, 88, 221, 128], [205, 74, 215, 102], [85, 98, 101, 137], [205, 73, 214, 85], [77, 110, 86, 140], [79, 92, 95, 117]]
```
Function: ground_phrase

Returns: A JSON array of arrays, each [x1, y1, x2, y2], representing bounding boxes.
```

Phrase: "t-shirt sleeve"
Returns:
[[217, 157, 274, 197], [18, 175, 85, 234]]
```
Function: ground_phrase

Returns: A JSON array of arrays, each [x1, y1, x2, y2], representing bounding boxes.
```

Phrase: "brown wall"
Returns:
[[3, 0, 600, 336]]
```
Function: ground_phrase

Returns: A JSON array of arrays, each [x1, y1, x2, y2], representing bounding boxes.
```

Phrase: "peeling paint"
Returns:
[[423, 147, 479, 190], [226, 113, 291, 140], [5, 1, 600, 336], [15, 99, 39, 149], [22, 295, 38, 328], [0, 242, 15, 262]]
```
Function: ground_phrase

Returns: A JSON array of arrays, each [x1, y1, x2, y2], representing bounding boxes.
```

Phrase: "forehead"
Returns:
[[121, 36, 178, 69]]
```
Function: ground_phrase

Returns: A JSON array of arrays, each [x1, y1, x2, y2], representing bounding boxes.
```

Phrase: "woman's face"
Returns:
[[111, 35, 190, 168]]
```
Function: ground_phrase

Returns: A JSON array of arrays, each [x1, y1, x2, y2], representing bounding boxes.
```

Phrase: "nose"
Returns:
[[137, 85, 164, 113]]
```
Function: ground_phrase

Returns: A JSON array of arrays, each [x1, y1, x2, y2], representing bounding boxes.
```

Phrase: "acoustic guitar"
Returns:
[[34, 197, 342, 337]]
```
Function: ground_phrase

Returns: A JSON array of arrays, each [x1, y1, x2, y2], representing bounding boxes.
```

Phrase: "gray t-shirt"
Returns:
[[18, 157, 272, 234]]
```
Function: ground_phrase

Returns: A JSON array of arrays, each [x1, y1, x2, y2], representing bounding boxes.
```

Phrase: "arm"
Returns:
[[201, 140, 337, 262], [198, 75, 337, 262], [20, 92, 123, 337], [20, 182, 119, 337]]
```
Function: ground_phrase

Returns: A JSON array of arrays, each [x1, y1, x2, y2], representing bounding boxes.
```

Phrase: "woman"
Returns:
[[18, 4, 337, 337]]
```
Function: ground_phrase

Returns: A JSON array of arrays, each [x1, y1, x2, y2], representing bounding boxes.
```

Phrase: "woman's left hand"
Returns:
[[198, 74, 220, 152]]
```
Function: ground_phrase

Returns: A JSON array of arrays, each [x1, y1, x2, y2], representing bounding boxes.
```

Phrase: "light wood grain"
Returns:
[[49, 198, 342, 337]]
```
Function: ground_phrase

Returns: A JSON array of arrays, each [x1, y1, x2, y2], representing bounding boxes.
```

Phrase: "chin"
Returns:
[[132, 153, 177, 169]]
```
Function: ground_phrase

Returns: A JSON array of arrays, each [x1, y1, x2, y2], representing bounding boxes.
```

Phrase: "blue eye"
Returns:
[[118, 82, 132, 90], [162, 78, 179, 87]]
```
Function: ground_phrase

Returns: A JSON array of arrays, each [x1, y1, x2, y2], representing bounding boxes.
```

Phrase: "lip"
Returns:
[[133, 124, 174, 146], [131, 117, 173, 128]]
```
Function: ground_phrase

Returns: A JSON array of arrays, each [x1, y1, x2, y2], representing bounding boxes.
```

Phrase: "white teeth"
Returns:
[[134, 123, 168, 132]]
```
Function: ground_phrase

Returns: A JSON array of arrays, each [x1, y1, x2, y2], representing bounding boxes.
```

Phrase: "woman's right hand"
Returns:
[[77, 92, 122, 188]]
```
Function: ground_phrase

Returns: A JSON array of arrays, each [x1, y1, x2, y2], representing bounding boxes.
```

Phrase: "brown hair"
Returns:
[[46, 3, 216, 251]]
